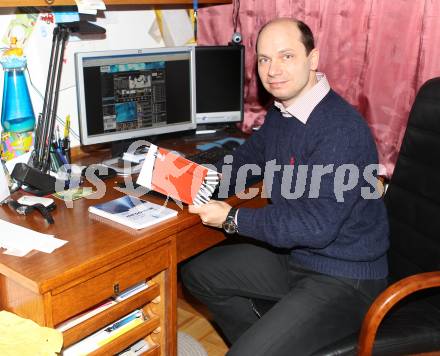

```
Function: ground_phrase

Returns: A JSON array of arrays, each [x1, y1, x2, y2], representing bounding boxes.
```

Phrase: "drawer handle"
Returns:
[[113, 283, 120, 295]]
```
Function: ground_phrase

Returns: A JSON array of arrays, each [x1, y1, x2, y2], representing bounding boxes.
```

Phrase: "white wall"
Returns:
[[0, 7, 166, 147]]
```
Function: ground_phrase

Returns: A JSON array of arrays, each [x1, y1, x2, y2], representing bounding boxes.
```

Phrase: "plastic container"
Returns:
[[0, 51, 35, 133], [0, 56, 35, 133]]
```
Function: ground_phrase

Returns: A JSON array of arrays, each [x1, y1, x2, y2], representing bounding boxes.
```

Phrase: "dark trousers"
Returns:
[[181, 243, 387, 356]]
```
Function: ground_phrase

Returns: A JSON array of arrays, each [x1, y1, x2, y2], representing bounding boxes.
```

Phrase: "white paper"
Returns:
[[160, 9, 194, 46], [0, 164, 10, 203], [3, 246, 33, 257], [137, 144, 157, 190], [0, 219, 67, 257], [75, 0, 106, 15]]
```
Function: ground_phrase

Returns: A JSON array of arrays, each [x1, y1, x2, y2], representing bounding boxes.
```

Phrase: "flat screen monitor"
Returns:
[[195, 45, 244, 126], [75, 46, 196, 146]]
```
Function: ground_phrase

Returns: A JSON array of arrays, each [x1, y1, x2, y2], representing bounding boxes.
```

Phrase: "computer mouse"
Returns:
[[222, 140, 241, 151]]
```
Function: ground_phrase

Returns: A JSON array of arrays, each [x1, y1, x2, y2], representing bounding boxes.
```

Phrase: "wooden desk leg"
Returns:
[[151, 237, 177, 356], [0, 275, 47, 326]]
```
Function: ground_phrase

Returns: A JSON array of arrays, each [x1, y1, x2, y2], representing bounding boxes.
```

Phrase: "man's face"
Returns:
[[257, 21, 319, 107]]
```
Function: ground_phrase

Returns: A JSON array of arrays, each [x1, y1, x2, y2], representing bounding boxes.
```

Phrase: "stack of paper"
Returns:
[[0, 219, 67, 257]]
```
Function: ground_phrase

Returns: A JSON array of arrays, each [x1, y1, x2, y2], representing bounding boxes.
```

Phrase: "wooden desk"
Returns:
[[0, 169, 266, 355]]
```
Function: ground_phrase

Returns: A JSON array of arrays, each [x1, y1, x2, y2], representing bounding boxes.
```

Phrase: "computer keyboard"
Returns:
[[186, 145, 236, 165]]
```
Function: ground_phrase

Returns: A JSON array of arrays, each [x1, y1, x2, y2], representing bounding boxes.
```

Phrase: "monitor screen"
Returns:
[[195, 45, 244, 125], [75, 47, 196, 146]]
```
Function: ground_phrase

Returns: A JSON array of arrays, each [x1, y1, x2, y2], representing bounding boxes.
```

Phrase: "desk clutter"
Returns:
[[0, 134, 230, 258], [0, 132, 248, 355]]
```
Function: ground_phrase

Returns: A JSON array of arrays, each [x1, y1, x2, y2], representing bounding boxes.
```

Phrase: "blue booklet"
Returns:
[[89, 195, 177, 230]]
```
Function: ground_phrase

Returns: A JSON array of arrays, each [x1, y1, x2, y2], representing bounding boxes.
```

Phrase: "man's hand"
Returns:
[[188, 200, 232, 228]]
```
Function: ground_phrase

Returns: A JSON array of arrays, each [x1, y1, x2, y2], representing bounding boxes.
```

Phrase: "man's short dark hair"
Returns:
[[257, 18, 315, 55], [296, 20, 315, 55]]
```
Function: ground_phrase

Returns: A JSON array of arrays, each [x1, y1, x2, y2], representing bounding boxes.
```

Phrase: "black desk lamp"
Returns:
[[33, 21, 106, 172], [11, 21, 105, 195]]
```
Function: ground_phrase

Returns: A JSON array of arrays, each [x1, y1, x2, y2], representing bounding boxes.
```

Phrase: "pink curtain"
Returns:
[[198, 0, 440, 177]]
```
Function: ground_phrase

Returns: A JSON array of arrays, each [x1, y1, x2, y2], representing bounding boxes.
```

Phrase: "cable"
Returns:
[[232, 0, 241, 33], [230, 0, 242, 44], [26, 66, 80, 140]]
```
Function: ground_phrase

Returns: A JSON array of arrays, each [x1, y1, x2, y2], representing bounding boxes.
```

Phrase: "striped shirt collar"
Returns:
[[274, 72, 330, 124]]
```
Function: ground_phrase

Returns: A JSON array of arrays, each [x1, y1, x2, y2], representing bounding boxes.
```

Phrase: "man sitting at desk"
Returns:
[[181, 17, 389, 355]]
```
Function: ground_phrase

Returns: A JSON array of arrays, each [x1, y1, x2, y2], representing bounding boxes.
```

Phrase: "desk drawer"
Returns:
[[51, 244, 169, 325]]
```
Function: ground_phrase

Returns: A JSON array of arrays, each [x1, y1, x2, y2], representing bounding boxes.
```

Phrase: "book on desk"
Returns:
[[88, 195, 177, 230]]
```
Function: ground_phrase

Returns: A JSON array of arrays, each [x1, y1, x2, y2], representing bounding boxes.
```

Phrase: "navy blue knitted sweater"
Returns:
[[222, 90, 389, 279]]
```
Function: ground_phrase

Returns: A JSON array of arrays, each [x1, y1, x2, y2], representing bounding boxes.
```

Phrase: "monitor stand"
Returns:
[[110, 137, 157, 159], [101, 137, 156, 176]]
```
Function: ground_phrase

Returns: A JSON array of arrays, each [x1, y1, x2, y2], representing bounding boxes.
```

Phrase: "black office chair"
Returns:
[[254, 78, 440, 355], [314, 77, 440, 355]]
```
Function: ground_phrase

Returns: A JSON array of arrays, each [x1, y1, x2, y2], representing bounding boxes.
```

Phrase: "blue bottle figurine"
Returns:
[[0, 38, 35, 133]]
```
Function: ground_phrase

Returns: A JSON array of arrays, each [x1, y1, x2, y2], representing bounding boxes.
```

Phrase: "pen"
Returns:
[[193, 0, 198, 42], [55, 147, 68, 166], [63, 115, 71, 163], [64, 114, 70, 139]]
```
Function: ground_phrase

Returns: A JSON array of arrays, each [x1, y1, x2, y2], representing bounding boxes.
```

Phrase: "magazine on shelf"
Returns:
[[137, 144, 221, 205], [114, 281, 149, 302], [88, 195, 178, 230], [63, 309, 145, 356]]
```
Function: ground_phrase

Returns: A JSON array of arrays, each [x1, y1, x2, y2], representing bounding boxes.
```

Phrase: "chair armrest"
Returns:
[[357, 271, 440, 356]]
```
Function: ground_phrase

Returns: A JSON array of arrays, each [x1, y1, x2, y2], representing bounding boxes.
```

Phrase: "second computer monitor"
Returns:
[[195, 45, 245, 126]]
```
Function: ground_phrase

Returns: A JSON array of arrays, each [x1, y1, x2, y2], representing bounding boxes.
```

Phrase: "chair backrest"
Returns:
[[385, 77, 440, 308]]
